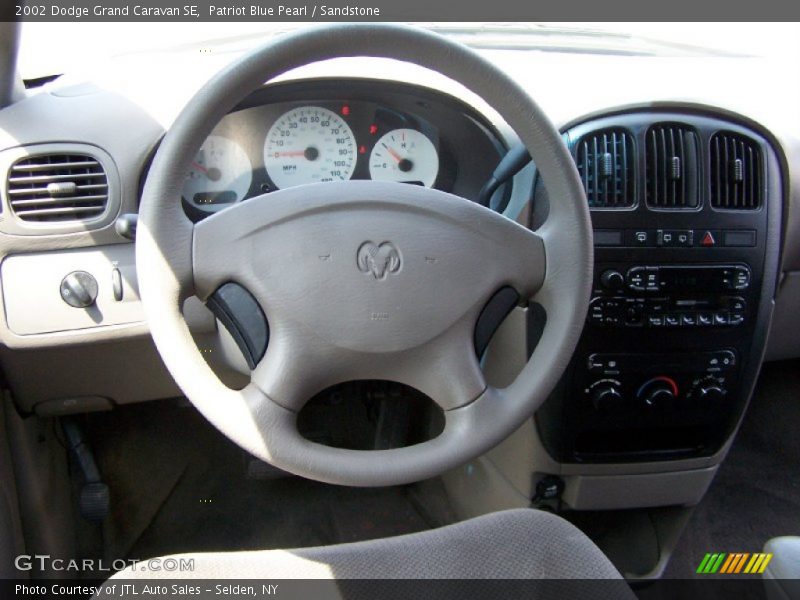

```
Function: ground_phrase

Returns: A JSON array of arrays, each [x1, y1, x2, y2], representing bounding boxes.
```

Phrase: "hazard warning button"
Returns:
[[699, 230, 718, 247]]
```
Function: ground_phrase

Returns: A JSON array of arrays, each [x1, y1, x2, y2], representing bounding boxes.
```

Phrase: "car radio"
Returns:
[[588, 264, 751, 329]]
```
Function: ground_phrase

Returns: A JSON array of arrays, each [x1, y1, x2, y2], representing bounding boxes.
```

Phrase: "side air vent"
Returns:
[[575, 129, 635, 208], [645, 124, 700, 209], [6, 154, 108, 222], [710, 132, 763, 210]]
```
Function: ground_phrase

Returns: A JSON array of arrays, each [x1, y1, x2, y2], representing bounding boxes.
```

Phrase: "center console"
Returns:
[[536, 110, 782, 465]]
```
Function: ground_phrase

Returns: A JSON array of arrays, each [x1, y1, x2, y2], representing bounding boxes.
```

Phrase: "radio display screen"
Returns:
[[659, 267, 729, 292]]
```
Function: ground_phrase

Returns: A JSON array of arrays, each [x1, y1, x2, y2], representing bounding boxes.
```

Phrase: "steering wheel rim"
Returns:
[[137, 23, 592, 487]]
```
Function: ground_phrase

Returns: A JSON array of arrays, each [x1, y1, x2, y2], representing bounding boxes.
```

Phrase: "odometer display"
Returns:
[[264, 106, 356, 189]]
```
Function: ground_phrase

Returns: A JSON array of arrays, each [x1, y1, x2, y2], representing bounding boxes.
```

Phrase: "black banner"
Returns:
[[2, 578, 779, 600], [3, 0, 800, 22]]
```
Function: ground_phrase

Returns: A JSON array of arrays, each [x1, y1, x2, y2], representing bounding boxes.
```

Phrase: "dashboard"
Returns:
[[174, 80, 508, 219], [0, 39, 798, 516]]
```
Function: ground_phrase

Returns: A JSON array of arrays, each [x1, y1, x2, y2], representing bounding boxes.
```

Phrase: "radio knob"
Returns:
[[600, 269, 625, 290], [591, 383, 623, 413], [638, 376, 678, 409]]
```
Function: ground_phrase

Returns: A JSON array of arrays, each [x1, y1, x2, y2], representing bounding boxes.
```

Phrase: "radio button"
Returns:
[[723, 267, 751, 290], [647, 299, 668, 313], [664, 314, 681, 327], [729, 297, 747, 313], [627, 267, 646, 291], [681, 313, 698, 326], [645, 268, 660, 291], [698, 313, 714, 326], [734, 269, 751, 289], [647, 315, 665, 327], [729, 314, 745, 326], [714, 313, 730, 326]]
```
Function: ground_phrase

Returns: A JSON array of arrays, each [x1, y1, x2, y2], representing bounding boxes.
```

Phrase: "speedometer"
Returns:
[[264, 106, 356, 189]]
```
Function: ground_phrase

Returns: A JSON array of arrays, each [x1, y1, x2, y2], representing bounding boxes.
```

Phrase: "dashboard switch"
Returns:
[[60, 271, 98, 309], [111, 268, 123, 301]]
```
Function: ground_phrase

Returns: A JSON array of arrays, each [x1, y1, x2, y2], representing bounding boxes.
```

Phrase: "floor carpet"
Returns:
[[663, 358, 800, 578], [73, 399, 454, 565]]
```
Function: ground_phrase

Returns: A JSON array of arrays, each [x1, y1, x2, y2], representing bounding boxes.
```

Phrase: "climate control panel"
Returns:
[[583, 350, 736, 415]]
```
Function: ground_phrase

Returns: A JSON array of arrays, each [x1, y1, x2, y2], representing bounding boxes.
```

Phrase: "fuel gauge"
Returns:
[[182, 135, 253, 211], [369, 128, 439, 188]]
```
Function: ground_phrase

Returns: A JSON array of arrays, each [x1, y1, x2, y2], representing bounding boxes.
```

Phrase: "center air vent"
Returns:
[[575, 129, 635, 208], [710, 131, 763, 210], [6, 154, 108, 222], [645, 124, 700, 209]]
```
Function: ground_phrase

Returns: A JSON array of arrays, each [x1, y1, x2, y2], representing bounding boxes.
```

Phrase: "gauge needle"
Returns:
[[275, 151, 306, 157], [383, 144, 402, 164], [382, 143, 414, 173], [191, 161, 209, 174]]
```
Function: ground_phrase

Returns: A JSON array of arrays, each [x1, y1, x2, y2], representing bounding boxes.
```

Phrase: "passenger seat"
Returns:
[[763, 537, 800, 600]]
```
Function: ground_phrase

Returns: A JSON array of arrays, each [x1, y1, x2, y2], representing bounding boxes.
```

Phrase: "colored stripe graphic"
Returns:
[[696, 554, 713, 574], [759, 554, 773, 573], [734, 553, 750, 573], [697, 553, 727, 573], [697, 553, 774, 575]]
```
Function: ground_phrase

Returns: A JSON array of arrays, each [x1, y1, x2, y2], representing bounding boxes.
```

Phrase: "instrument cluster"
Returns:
[[181, 99, 454, 215]]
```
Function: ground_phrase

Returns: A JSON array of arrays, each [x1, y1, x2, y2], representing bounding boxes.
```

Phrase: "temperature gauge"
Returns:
[[369, 128, 439, 187]]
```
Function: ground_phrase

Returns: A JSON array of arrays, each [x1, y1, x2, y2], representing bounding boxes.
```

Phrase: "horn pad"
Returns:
[[193, 181, 545, 356]]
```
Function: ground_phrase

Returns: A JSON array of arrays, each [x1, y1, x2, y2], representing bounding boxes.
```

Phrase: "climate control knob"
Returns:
[[637, 376, 679, 409], [690, 376, 728, 403], [590, 381, 624, 413]]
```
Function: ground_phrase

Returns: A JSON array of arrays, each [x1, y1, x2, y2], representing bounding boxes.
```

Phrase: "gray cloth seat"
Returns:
[[102, 509, 634, 598], [764, 537, 800, 600]]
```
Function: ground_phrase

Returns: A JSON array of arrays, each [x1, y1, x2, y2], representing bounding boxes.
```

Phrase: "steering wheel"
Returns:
[[137, 23, 592, 487]]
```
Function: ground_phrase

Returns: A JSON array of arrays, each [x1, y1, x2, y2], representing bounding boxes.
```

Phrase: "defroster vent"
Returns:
[[576, 129, 635, 208], [6, 154, 109, 222], [645, 124, 700, 209], [710, 131, 763, 210]]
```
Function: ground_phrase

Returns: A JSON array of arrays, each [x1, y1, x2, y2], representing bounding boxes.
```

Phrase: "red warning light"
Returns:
[[359, 145, 367, 155], [341, 105, 351, 116], [369, 124, 379, 135]]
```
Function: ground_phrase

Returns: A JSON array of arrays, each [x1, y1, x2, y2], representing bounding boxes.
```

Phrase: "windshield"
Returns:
[[18, 22, 800, 81]]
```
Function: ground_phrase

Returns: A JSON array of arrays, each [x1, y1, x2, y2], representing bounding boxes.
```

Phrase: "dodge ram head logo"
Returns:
[[357, 241, 401, 280]]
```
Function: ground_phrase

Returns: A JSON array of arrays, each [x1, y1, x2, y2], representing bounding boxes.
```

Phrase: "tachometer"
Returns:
[[182, 135, 252, 211], [369, 128, 439, 187], [264, 106, 356, 189]]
